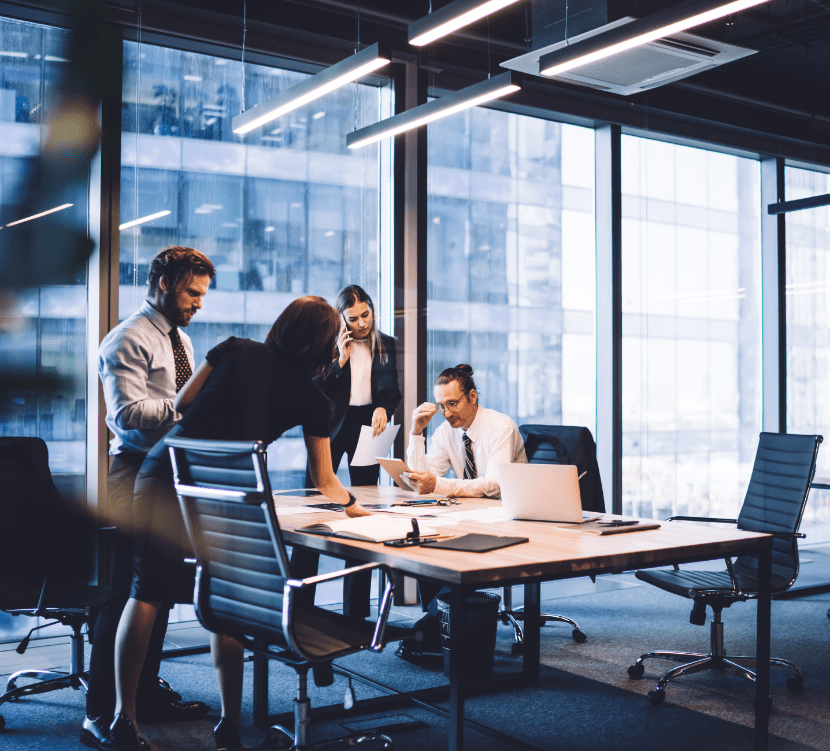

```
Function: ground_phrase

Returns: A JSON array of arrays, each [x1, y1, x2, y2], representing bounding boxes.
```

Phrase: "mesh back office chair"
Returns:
[[627, 432, 821, 707], [167, 436, 408, 750], [0, 437, 109, 731], [497, 426, 606, 653]]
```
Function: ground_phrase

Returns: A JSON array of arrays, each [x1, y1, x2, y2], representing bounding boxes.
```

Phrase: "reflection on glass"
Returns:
[[785, 166, 830, 542], [0, 16, 89, 642], [621, 137, 761, 521], [426, 110, 596, 444], [120, 41, 389, 490]]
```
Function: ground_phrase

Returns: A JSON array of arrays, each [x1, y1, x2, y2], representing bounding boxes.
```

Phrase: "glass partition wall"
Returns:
[[120, 41, 391, 489], [620, 137, 762, 521], [426, 111, 596, 440], [785, 166, 830, 542]]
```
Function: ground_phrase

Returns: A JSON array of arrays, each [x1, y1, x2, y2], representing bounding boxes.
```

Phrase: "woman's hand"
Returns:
[[344, 501, 372, 518], [371, 407, 388, 437], [336, 321, 353, 368]]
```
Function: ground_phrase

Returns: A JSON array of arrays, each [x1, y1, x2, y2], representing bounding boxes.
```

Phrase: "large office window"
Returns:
[[426, 110, 596, 437], [785, 166, 830, 542], [120, 41, 390, 488], [0, 17, 90, 641], [621, 137, 762, 520]]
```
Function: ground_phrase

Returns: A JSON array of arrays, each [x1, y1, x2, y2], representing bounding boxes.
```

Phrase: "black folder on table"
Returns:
[[427, 533, 528, 553]]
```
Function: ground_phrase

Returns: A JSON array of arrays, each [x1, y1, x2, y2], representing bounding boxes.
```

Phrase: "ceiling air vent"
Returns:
[[502, 18, 756, 96]]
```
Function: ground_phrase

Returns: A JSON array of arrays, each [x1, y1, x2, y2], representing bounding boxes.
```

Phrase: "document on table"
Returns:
[[350, 424, 400, 466]]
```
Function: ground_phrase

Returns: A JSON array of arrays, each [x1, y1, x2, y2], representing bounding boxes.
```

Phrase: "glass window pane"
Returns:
[[621, 136, 761, 521], [120, 41, 389, 491], [0, 17, 90, 642], [785, 165, 830, 542], [427, 110, 596, 440]]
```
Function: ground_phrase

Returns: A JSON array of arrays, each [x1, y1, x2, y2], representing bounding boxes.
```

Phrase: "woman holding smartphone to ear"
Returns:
[[296, 284, 401, 619]]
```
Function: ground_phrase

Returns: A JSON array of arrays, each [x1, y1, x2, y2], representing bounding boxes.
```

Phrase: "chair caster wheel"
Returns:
[[511, 642, 523, 655], [786, 674, 803, 691], [572, 629, 587, 643], [647, 688, 665, 706], [0, 713, 5, 730], [628, 663, 645, 680]]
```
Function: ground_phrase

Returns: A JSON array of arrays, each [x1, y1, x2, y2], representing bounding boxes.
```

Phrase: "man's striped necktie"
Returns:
[[462, 432, 477, 480]]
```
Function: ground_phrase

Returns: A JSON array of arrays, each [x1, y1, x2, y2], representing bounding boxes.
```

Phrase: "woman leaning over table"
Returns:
[[106, 296, 371, 751], [294, 284, 402, 620]]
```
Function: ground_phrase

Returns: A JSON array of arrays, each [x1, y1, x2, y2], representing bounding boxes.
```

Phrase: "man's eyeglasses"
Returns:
[[436, 394, 468, 413]]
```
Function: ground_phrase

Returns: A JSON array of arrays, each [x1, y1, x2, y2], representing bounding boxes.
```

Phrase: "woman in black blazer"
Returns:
[[296, 285, 401, 619]]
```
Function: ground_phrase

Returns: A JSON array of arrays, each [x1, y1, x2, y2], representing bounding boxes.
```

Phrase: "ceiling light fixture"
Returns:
[[539, 0, 772, 78], [3, 203, 73, 228], [347, 71, 520, 149], [119, 210, 171, 230], [409, 0, 524, 47], [233, 43, 390, 135]]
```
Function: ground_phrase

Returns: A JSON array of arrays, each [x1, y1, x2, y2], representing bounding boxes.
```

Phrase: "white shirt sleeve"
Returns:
[[99, 327, 179, 432]]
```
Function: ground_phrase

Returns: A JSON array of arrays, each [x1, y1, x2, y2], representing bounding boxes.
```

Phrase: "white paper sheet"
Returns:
[[350, 424, 400, 466], [274, 506, 331, 516]]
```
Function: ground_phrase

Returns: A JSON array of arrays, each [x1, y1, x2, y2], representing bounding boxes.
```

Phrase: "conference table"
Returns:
[[270, 486, 774, 751]]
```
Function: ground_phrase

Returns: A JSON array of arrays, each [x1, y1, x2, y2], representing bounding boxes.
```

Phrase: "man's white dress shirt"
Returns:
[[98, 300, 194, 455], [406, 405, 527, 498]]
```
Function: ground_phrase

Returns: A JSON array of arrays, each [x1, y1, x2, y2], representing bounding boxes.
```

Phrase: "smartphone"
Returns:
[[383, 538, 438, 547], [596, 520, 639, 526]]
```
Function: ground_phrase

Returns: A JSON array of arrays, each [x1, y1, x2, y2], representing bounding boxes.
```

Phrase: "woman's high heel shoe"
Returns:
[[108, 713, 143, 751], [213, 717, 242, 750]]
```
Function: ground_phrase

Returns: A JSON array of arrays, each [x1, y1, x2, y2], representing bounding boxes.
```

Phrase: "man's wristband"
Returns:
[[343, 492, 357, 508]]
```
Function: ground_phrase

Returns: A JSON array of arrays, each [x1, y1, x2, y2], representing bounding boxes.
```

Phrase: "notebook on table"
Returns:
[[498, 463, 603, 524]]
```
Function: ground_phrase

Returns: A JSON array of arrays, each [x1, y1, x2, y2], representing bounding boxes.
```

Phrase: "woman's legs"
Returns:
[[114, 598, 162, 725], [211, 633, 245, 726]]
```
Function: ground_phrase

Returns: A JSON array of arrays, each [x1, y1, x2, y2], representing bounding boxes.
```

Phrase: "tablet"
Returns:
[[375, 457, 415, 492]]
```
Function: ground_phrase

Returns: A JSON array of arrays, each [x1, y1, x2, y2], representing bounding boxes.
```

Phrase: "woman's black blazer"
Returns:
[[317, 331, 402, 441]]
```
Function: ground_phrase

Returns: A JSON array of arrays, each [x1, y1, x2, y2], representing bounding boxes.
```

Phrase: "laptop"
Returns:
[[498, 463, 603, 523]]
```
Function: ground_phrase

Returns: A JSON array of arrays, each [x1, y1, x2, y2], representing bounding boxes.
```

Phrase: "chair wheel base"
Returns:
[[786, 674, 803, 691], [628, 663, 645, 680], [647, 688, 665, 706], [572, 629, 587, 643]]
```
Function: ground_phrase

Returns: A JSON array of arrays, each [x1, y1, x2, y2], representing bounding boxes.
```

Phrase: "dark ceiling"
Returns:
[[49, 0, 827, 161]]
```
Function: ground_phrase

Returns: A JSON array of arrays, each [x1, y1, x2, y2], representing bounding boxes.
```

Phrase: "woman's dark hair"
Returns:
[[265, 296, 340, 376], [147, 246, 215, 294], [435, 364, 477, 397], [335, 284, 387, 365]]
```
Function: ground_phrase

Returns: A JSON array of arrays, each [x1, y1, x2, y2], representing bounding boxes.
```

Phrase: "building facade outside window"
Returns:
[[785, 166, 830, 542], [621, 136, 762, 523], [120, 41, 390, 489], [426, 109, 596, 447]]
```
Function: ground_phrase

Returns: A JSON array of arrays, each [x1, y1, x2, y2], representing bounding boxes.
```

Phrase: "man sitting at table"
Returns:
[[397, 364, 527, 661]]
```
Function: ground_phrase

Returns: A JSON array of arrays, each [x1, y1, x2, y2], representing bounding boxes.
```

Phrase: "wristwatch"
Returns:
[[343, 492, 357, 508]]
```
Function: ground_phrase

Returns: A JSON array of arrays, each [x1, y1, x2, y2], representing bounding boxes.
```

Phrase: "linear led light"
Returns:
[[3, 203, 73, 228], [119, 210, 171, 230], [539, 0, 772, 78], [347, 71, 521, 149], [233, 43, 390, 135], [409, 0, 524, 47]]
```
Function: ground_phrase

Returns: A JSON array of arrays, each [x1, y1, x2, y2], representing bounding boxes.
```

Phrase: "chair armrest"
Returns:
[[286, 561, 386, 589], [285, 562, 398, 653], [666, 516, 738, 524]]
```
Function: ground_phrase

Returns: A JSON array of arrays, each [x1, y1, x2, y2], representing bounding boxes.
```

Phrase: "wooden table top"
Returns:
[[273, 486, 773, 587]]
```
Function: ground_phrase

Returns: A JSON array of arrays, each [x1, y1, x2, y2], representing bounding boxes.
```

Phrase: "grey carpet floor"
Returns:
[[2, 555, 830, 751]]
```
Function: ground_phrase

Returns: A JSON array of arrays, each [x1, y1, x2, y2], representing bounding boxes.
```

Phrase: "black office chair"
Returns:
[[167, 436, 408, 750], [627, 431, 822, 707], [0, 437, 109, 731], [498, 426, 606, 653]]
